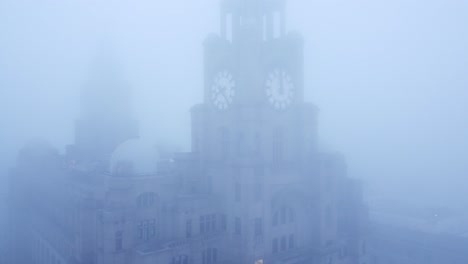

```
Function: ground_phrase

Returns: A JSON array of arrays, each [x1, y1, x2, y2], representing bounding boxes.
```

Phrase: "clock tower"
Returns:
[[191, 0, 366, 263]]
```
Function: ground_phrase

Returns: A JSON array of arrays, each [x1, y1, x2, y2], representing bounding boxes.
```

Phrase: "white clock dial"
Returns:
[[265, 69, 294, 110], [211, 70, 236, 110]]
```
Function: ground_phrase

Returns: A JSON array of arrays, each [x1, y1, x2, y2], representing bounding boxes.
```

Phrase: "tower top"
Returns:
[[221, 0, 285, 17], [219, 0, 287, 42]]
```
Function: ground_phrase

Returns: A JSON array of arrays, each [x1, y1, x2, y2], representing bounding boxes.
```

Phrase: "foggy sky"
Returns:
[[1, 0, 467, 208]]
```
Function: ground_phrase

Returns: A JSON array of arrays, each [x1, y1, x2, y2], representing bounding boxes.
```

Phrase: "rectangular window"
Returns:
[[235, 182, 241, 202], [137, 223, 143, 239], [325, 205, 332, 228], [226, 14, 233, 42], [200, 215, 206, 233], [280, 207, 286, 224], [281, 236, 287, 251], [213, 248, 218, 263], [221, 214, 227, 231], [115, 231, 123, 251], [211, 214, 216, 231], [273, 128, 284, 163], [235, 217, 241, 235], [254, 218, 263, 236], [186, 219, 192, 238], [288, 234, 295, 249], [272, 238, 278, 254], [219, 127, 229, 159], [273, 11, 281, 38]]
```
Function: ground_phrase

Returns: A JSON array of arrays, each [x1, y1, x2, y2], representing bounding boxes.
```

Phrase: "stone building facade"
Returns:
[[7, 0, 367, 264]]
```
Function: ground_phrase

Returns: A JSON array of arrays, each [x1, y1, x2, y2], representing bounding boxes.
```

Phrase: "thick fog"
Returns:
[[1, 0, 468, 211]]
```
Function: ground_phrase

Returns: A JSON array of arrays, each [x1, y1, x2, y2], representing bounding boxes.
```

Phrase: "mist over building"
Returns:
[[3, 0, 468, 264], [6, 0, 368, 263]]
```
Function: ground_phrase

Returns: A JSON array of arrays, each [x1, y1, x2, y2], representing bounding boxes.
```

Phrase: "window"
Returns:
[[236, 132, 245, 156], [137, 219, 156, 240], [273, 128, 284, 162], [280, 236, 287, 251], [186, 219, 192, 238], [288, 234, 295, 249], [137, 192, 157, 208], [235, 182, 241, 202], [200, 214, 217, 234], [211, 214, 216, 231], [273, 11, 281, 38], [235, 217, 241, 235], [254, 218, 263, 237], [325, 205, 332, 228], [254, 132, 262, 155], [272, 238, 278, 254], [288, 208, 294, 223], [172, 255, 189, 264], [253, 168, 263, 202], [226, 13, 233, 42], [219, 127, 229, 159], [221, 214, 227, 231], [202, 248, 218, 264], [200, 215, 206, 233], [115, 231, 123, 251], [273, 206, 295, 226], [280, 207, 286, 224]]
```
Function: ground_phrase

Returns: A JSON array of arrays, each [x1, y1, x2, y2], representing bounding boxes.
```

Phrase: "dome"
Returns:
[[109, 138, 158, 176]]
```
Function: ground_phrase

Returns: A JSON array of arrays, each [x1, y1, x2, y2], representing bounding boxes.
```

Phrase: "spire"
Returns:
[[80, 48, 133, 120], [72, 47, 139, 164]]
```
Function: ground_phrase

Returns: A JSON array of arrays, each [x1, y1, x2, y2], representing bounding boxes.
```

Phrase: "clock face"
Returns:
[[211, 70, 236, 110], [265, 69, 294, 110]]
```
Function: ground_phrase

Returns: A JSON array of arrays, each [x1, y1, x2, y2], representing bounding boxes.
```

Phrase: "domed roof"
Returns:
[[109, 138, 158, 176]]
